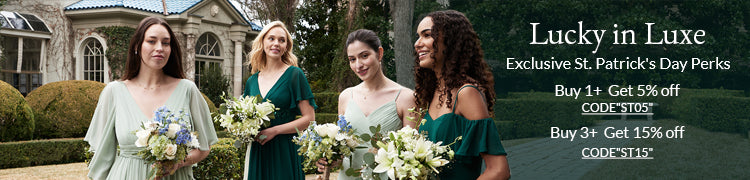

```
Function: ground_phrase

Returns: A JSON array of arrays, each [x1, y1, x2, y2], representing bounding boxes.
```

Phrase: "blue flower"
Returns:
[[175, 129, 192, 145], [158, 127, 169, 135]]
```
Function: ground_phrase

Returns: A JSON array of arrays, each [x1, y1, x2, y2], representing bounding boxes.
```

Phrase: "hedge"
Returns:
[[194, 138, 243, 179], [315, 113, 340, 125], [25, 80, 105, 139], [313, 92, 339, 114], [0, 138, 87, 168], [494, 92, 601, 139], [0, 80, 35, 142], [673, 96, 750, 134]]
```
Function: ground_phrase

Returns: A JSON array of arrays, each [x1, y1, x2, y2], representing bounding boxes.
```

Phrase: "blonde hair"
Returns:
[[247, 21, 298, 74]]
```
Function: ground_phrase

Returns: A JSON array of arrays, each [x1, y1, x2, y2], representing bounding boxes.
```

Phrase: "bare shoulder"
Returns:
[[339, 87, 355, 102], [456, 84, 489, 120], [338, 87, 356, 114]]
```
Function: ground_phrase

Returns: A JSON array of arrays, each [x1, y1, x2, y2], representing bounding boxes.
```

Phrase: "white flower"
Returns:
[[188, 133, 200, 148], [134, 129, 152, 147], [335, 133, 348, 141], [413, 138, 432, 159], [345, 137, 359, 148], [164, 143, 177, 160], [143, 121, 160, 130], [428, 156, 449, 169], [256, 102, 275, 119], [314, 124, 340, 138], [166, 123, 181, 138]]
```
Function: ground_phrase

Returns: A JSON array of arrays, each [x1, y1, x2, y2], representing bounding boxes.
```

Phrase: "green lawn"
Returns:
[[582, 119, 750, 179]]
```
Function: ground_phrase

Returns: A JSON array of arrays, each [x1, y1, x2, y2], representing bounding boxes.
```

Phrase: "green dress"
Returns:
[[84, 79, 219, 180], [339, 89, 403, 180], [419, 85, 506, 179], [244, 66, 318, 180]]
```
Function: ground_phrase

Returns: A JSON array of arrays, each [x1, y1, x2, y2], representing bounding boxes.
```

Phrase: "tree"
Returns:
[[296, 0, 394, 92], [390, 0, 416, 88], [237, 0, 299, 32]]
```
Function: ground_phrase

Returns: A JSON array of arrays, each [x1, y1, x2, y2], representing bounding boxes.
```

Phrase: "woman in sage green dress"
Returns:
[[85, 16, 218, 180], [243, 21, 318, 180], [315, 29, 418, 180], [413, 10, 511, 180]]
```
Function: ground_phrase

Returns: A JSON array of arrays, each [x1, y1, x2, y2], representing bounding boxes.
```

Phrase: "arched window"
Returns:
[[194, 33, 222, 88], [197, 33, 221, 56], [82, 38, 105, 82]]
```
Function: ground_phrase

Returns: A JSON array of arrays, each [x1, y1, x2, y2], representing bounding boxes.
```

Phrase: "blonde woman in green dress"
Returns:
[[243, 21, 318, 180], [84, 16, 218, 180], [316, 29, 418, 180]]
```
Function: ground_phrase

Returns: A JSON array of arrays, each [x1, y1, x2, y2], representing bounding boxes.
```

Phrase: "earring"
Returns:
[[135, 51, 138, 55]]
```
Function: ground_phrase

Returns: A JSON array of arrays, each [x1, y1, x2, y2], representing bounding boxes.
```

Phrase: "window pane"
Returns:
[[18, 13, 49, 32], [82, 38, 105, 82], [22, 38, 42, 71], [196, 33, 220, 56], [2, 36, 18, 71]]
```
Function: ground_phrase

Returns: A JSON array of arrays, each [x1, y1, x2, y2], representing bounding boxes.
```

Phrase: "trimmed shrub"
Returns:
[[0, 138, 87, 168], [494, 94, 601, 139], [199, 65, 231, 108], [0, 80, 35, 142], [200, 92, 223, 132], [673, 96, 750, 134], [194, 138, 243, 179], [25, 80, 105, 139], [313, 92, 339, 114], [315, 113, 340, 124]]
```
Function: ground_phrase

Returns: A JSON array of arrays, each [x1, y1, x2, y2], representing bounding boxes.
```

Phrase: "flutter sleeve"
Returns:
[[287, 66, 318, 113], [83, 82, 118, 180], [456, 118, 507, 156], [187, 81, 219, 151]]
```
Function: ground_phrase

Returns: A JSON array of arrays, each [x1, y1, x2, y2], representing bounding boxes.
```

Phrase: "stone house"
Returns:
[[0, 0, 260, 97]]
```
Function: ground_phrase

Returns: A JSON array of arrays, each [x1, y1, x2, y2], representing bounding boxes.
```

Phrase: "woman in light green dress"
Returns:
[[316, 29, 417, 180], [84, 17, 218, 180]]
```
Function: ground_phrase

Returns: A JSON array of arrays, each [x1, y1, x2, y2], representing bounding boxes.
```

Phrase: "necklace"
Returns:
[[132, 80, 161, 91]]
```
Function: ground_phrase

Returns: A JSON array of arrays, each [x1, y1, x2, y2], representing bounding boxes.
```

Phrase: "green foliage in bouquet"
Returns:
[[0, 80, 34, 142], [214, 94, 276, 148]]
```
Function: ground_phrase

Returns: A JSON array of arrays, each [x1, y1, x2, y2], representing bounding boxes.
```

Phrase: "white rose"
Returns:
[[314, 124, 340, 138], [166, 123, 181, 138], [164, 144, 177, 160], [345, 138, 359, 148], [134, 129, 152, 147]]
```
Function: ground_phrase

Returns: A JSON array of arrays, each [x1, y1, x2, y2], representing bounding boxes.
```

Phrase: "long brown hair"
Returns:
[[414, 10, 495, 114], [121, 16, 185, 80], [247, 21, 298, 74]]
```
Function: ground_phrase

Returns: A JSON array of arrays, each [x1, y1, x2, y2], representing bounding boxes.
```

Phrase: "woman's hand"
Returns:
[[315, 158, 342, 172], [315, 158, 329, 173], [257, 127, 281, 145], [153, 161, 183, 180]]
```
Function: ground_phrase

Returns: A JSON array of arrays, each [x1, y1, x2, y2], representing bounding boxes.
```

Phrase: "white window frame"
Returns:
[[75, 35, 109, 83]]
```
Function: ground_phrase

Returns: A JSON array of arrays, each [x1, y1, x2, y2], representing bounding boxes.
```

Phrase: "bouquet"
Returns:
[[362, 126, 459, 180], [214, 94, 276, 146], [294, 115, 362, 180], [134, 106, 200, 179]]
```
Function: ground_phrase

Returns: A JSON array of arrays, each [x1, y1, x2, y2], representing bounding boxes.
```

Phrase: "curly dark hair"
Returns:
[[414, 10, 495, 115]]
